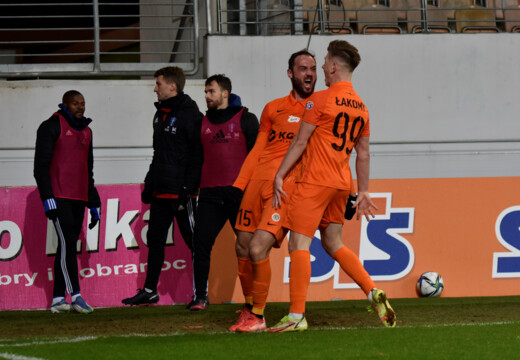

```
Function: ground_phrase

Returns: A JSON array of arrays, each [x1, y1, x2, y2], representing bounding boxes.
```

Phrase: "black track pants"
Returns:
[[192, 187, 242, 299], [144, 197, 195, 291], [52, 199, 85, 297]]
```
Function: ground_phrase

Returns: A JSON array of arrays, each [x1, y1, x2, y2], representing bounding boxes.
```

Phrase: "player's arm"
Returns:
[[233, 131, 268, 191], [34, 118, 59, 201], [87, 128, 101, 208], [233, 104, 272, 191], [240, 111, 260, 152], [353, 136, 378, 221], [273, 120, 316, 209]]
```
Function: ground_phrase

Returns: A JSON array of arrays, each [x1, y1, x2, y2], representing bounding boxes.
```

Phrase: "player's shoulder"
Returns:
[[266, 95, 289, 110]]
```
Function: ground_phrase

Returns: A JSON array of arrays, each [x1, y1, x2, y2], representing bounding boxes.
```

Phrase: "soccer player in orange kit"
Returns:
[[228, 49, 317, 332], [268, 40, 396, 332]]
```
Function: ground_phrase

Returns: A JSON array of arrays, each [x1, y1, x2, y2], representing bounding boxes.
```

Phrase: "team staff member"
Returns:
[[187, 74, 258, 311], [270, 40, 396, 332], [122, 66, 203, 306], [34, 90, 101, 314]]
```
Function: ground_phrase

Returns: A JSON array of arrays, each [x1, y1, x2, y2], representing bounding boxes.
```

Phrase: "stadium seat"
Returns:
[[324, 4, 354, 34], [503, 4, 520, 32], [454, 5, 500, 33], [356, 4, 402, 34], [389, 0, 421, 20], [439, 0, 475, 18], [343, 0, 377, 21], [406, 4, 453, 33]]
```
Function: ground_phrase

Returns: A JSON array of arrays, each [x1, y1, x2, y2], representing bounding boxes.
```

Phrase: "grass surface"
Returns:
[[1, 296, 520, 359]]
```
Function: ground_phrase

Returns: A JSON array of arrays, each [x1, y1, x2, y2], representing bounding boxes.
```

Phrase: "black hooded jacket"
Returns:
[[143, 92, 203, 196]]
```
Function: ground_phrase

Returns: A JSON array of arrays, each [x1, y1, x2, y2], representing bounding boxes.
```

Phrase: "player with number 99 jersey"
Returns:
[[294, 81, 369, 190]]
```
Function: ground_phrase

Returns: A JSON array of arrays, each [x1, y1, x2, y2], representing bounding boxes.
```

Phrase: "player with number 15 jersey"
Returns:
[[233, 93, 306, 241]]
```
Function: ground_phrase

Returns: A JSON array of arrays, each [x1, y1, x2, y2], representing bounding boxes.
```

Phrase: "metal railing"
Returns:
[[0, 1, 199, 78], [215, 0, 520, 36], [1, 1, 518, 78]]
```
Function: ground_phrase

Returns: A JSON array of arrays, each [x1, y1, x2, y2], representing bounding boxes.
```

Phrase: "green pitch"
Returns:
[[1, 296, 520, 359]]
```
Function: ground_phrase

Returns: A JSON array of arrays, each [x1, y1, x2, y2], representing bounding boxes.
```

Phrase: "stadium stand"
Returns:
[[503, 3, 520, 32], [454, 5, 500, 32], [356, 4, 403, 34]]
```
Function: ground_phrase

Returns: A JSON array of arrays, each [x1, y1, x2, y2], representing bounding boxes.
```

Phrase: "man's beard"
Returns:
[[291, 77, 314, 98]]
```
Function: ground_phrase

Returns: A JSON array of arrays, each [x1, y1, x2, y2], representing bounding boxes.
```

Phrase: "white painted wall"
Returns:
[[206, 34, 520, 143], [1, 34, 519, 187]]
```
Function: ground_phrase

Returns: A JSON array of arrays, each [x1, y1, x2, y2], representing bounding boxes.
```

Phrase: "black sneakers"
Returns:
[[186, 296, 209, 311], [122, 289, 159, 306]]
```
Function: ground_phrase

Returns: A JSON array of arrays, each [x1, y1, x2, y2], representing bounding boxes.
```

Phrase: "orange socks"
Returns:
[[332, 246, 375, 295], [289, 250, 311, 314], [237, 257, 253, 306], [252, 258, 271, 316]]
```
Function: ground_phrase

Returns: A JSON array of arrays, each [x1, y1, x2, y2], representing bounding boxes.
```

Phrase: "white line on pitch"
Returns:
[[0, 352, 46, 360], [0, 336, 97, 348]]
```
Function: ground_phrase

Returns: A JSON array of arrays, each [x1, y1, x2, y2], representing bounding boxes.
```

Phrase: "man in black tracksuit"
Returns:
[[122, 66, 203, 306], [34, 90, 101, 314], [187, 74, 258, 310]]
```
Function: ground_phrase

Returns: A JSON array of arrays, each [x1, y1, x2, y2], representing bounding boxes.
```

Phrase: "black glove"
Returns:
[[88, 207, 100, 230], [230, 186, 243, 199], [43, 198, 58, 221], [344, 194, 357, 220], [141, 186, 153, 204]]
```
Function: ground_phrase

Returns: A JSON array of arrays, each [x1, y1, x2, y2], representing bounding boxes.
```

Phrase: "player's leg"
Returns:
[[269, 183, 336, 333], [175, 197, 196, 251], [51, 200, 81, 312], [189, 192, 229, 310], [122, 198, 171, 305], [320, 192, 376, 296], [236, 229, 277, 333], [320, 194, 396, 328], [228, 230, 255, 332], [267, 231, 311, 333]]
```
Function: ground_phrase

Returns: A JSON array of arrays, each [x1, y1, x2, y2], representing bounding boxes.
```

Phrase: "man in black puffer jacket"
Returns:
[[122, 66, 203, 306]]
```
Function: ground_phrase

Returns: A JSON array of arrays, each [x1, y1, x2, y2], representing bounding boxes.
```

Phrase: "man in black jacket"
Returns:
[[187, 74, 258, 310], [34, 90, 101, 314], [122, 66, 203, 306]]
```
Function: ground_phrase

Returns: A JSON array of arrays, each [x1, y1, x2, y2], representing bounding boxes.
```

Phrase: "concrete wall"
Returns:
[[1, 34, 519, 187]]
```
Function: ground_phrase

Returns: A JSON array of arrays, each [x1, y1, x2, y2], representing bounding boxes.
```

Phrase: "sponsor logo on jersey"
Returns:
[[65, 130, 73, 136], [204, 128, 212, 134], [288, 115, 300, 123], [268, 129, 295, 142], [210, 129, 229, 144]]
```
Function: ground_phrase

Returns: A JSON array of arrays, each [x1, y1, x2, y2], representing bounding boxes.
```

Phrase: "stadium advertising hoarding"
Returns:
[[1, 178, 519, 310]]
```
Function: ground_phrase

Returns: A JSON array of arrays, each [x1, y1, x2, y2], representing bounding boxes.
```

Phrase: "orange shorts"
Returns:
[[285, 182, 348, 239], [235, 178, 296, 247]]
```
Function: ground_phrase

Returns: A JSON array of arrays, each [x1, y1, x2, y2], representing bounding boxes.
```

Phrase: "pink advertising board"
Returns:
[[0, 185, 194, 310]]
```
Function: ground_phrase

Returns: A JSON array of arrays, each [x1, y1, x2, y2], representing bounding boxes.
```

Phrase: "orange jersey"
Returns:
[[250, 92, 309, 180], [296, 81, 370, 190]]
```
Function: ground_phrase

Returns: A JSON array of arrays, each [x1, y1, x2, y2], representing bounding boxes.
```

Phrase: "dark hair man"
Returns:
[[122, 66, 203, 306]]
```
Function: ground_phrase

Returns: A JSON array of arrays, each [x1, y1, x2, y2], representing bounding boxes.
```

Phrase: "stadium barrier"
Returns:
[[1, 177, 520, 310]]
